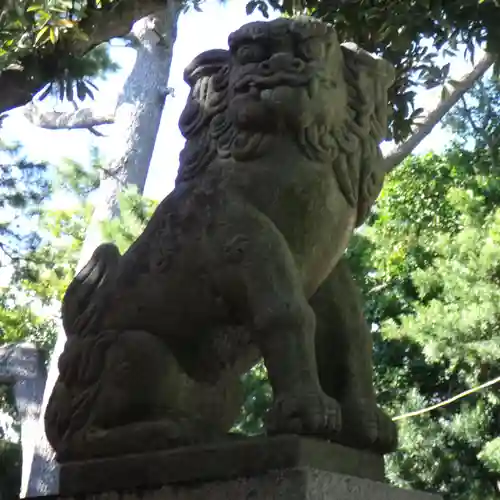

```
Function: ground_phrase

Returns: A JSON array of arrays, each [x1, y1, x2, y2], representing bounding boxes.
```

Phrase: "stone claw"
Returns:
[[266, 390, 342, 438], [338, 398, 398, 453]]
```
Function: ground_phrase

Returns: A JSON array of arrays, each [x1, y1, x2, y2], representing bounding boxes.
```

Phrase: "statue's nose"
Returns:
[[259, 53, 305, 73]]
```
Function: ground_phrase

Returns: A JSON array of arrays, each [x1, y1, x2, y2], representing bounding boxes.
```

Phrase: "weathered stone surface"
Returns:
[[32, 468, 442, 500], [58, 435, 384, 496], [45, 16, 398, 464]]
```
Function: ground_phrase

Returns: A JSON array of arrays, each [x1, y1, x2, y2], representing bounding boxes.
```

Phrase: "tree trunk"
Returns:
[[382, 52, 496, 173], [20, 3, 180, 497], [0, 343, 47, 491]]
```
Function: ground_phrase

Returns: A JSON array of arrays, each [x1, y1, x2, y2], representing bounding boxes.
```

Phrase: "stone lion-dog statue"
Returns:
[[45, 16, 397, 461]]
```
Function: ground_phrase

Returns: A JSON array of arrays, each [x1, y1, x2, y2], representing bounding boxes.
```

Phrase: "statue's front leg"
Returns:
[[215, 213, 341, 438], [311, 258, 398, 453]]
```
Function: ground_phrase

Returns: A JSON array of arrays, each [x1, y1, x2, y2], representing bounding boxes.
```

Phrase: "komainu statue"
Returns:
[[45, 16, 397, 462]]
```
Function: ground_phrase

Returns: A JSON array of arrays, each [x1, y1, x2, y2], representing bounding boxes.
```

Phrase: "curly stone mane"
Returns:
[[176, 42, 393, 226]]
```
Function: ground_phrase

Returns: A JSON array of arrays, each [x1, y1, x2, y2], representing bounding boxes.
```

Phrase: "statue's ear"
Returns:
[[341, 43, 394, 143], [183, 49, 229, 87], [341, 42, 394, 89], [177, 49, 230, 185], [340, 43, 394, 227], [179, 49, 229, 139]]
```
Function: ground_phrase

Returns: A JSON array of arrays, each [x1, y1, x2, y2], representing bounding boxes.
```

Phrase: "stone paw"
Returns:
[[372, 406, 398, 453], [57, 416, 225, 462], [266, 390, 342, 437], [338, 398, 398, 454]]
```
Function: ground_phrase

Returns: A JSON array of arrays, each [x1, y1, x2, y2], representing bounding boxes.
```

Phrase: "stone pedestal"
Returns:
[[32, 435, 442, 500]]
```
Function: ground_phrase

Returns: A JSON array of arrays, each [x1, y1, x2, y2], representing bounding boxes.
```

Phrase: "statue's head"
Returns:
[[177, 17, 394, 225], [226, 17, 348, 133]]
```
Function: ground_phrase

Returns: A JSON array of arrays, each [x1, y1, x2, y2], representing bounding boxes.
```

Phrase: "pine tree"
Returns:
[[345, 78, 500, 498], [0, 140, 53, 500], [0, 146, 159, 497], [354, 149, 500, 499]]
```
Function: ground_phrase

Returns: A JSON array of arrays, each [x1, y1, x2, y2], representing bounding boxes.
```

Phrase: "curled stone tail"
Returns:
[[61, 243, 121, 338]]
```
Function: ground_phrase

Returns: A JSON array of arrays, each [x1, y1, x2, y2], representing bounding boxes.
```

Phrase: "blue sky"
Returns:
[[1, 0, 484, 204]]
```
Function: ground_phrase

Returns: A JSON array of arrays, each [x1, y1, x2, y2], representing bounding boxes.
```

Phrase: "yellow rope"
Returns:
[[392, 375, 500, 422]]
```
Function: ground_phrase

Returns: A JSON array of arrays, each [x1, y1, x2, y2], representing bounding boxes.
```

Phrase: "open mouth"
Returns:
[[234, 73, 309, 96]]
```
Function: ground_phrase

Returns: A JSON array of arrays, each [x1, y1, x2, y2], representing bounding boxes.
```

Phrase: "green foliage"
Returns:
[[0, 147, 163, 350], [443, 77, 500, 170], [0, 147, 159, 497], [303, 0, 500, 142], [387, 398, 498, 498], [0, 140, 57, 498], [250, 0, 500, 143], [444, 77, 500, 144], [478, 437, 500, 473], [36, 44, 119, 103], [0, 145, 100, 494], [0, 144, 161, 347], [233, 362, 272, 436], [0, 0, 119, 103], [53, 150, 101, 202], [0, 292, 56, 349], [0, 0, 119, 62], [1, 0, 88, 64], [0, 149, 98, 320], [101, 186, 158, 253], [0, 140, 50, 272], [351, 147, 500, 499]]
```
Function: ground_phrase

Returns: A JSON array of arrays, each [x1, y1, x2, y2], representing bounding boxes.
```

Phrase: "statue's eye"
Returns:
[[296, 39, 324, 61], [236, 44, 266, 64]]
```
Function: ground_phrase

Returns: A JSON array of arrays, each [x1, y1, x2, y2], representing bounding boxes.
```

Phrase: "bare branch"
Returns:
[[382, 52, 496, 173], [477, 79, 493, 132], [23, 102, 115, 130]]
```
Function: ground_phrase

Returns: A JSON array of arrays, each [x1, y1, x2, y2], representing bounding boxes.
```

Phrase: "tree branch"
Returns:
[[382, 52, 496, 173], [459, 95, 486, 141], [23, 102, 114, 130], [0, 0, 168, 115], [477, 79, 493, 133]]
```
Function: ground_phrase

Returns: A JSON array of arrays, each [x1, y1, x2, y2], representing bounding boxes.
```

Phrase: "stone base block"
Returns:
[[58, 435, 386, 496], [36, 468, 442, 500], [31, 435, 442, 500]]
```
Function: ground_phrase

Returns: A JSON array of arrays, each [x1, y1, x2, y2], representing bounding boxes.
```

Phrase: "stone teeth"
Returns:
[[260, 89, 273, 100]]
